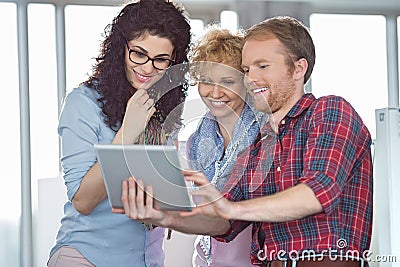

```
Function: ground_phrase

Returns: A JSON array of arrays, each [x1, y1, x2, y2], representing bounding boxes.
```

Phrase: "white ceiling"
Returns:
[[181, 0, 400, 15], [3, 0, 399, 15]]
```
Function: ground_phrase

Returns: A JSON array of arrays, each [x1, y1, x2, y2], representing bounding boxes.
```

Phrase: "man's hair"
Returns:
[[245, 16, 315, 84], [85, 0, 191, 131]]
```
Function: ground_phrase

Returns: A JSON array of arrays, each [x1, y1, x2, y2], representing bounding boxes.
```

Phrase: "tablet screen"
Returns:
[[94, 144, 193, 211]]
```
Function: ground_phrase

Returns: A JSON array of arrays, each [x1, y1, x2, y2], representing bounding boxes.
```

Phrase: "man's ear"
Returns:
[[293, 58, 308, 82]]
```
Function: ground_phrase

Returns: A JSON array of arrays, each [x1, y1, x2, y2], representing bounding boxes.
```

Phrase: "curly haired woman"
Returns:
[[48, 1, 191, 266]]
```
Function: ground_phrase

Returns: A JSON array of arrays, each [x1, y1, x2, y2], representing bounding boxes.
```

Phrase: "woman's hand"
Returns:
[[114, 89, 156, 144]]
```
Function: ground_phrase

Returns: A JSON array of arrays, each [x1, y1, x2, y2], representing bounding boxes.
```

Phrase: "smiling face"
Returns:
[[125, 33, 174, 90], [198, 64, 246, 122], [242, 38, 304, 116]]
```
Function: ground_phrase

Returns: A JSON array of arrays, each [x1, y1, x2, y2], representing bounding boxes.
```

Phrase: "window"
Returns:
[[0, 3, 20, 266], [28, 4, 59, 182], [221, 10, 238, 32], [190, 19, 205, 41], [398, 15, 400, 105], [310, 14, 388, 139], [65, 5, 121, 91]]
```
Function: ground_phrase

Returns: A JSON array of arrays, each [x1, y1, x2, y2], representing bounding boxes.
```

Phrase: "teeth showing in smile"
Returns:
[[211, 101, 225, 106], [135, 71, 151, 81], [254, 87, 269, 94]]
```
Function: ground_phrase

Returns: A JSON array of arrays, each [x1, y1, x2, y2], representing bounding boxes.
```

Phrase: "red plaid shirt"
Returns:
[[216, 93, 373, 265]]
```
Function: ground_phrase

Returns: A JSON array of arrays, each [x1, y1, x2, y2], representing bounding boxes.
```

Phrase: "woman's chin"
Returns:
[[131, 79, 152, 90]]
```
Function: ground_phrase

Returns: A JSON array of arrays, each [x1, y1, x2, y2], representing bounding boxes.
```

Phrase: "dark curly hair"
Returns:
[[84, 0, 191, 137]]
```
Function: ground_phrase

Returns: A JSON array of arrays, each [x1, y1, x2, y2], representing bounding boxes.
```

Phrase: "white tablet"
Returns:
[[94, 144, 193, 211]]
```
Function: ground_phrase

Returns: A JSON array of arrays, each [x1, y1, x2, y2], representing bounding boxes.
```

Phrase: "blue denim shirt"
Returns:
[[49, 85, 165, 267]]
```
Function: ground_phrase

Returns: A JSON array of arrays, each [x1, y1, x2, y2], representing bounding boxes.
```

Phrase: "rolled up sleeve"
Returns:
[[58, 90, 101, 201], [299, 97, 364, 215]]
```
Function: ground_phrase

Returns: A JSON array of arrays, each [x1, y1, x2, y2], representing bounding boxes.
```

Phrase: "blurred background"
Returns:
[[0, 0, 399, 266]]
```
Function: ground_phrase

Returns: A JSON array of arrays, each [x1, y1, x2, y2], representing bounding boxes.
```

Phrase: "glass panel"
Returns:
[[398, 16, 400, 105], [65, 5, 121, 92], [220, 10, 238, 32], [27, 4, 60, 267], [190, 19, 205, 41], [0, 3, 20, 267], [182, 19, 206, 142], [28, 4, 59, 181], [310, 14, 387, 139]]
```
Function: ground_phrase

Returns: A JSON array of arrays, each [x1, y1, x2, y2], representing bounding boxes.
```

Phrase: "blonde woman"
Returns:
[[187, 27, 263, 267]]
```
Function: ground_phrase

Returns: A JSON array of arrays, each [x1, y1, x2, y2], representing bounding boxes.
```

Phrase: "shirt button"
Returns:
[[281, 119, 286, 125], [277, 166, 281, 172]]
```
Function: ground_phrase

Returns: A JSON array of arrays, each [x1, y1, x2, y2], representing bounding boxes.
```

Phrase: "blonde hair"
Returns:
[[190, 26, 244, 72]]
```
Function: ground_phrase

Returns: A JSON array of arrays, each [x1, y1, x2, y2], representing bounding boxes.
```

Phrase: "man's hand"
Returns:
[[113, 173, 232, 235], [113, 177, 180, 227], [182, 170, 234, 220]]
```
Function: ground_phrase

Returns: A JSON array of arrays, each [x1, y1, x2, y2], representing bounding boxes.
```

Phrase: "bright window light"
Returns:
[[28, 4, 59, 181], [190, 19, 205, 41], [398, 15, 400, 105], [220, 10, 238, 32], [0, 3, 20, 266], [65, 5, 121, 91], [310, 14, 387, 139]]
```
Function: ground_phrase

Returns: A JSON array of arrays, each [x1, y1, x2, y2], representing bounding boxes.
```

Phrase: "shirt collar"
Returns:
[[286, 93, 316, 118]]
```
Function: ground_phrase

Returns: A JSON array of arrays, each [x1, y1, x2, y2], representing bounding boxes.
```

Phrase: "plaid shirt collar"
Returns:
[[286, 93, 316, 119]]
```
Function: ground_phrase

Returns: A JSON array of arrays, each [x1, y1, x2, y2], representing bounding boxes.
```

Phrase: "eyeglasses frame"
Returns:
[[125, 40, 175, 71]]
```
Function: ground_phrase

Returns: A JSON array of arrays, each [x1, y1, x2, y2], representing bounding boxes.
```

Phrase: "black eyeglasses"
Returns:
[[125, 40, 175, 71]]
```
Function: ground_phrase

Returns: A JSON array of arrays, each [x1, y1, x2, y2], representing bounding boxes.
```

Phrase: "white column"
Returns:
[[55, 3, 66, 170], [17, 1, 33, 267], [386, 15, 399, 107]]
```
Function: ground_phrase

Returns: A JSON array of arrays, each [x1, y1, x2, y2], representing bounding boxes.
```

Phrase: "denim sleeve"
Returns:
[[58, 90, 102, 201]]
